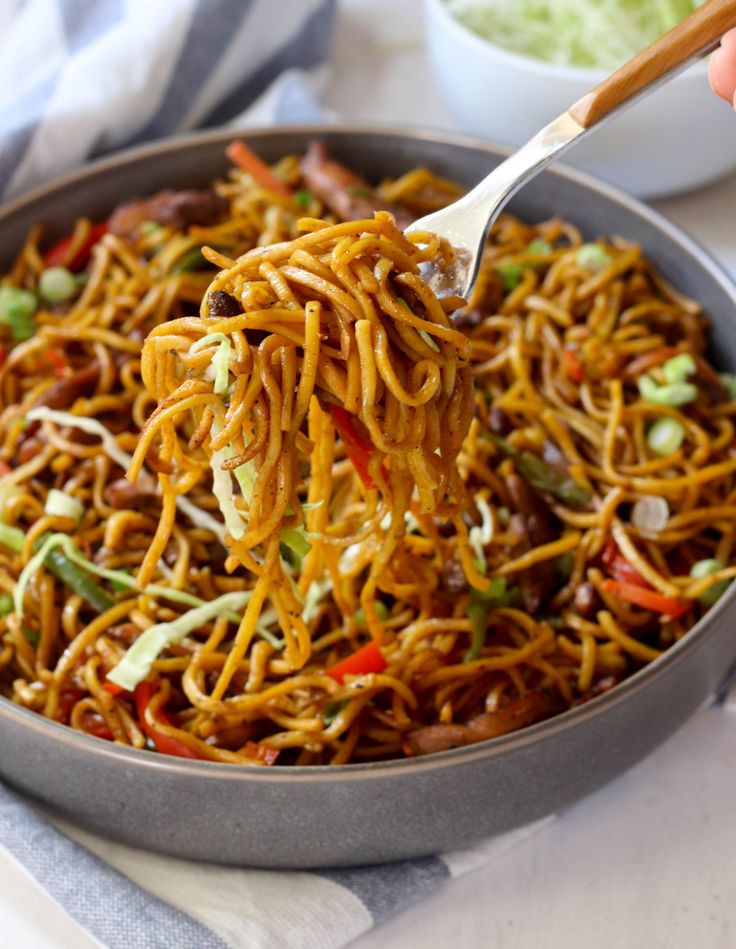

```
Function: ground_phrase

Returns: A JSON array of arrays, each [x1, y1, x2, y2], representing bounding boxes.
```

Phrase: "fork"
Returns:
[[407, 0, 736, 299]]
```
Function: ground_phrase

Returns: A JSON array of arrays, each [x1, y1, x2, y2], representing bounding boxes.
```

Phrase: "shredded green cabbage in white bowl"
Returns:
[[446, 0, 705, 70]]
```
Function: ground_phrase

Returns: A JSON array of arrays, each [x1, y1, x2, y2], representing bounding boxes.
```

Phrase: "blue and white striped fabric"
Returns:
[[0, 780, 548, 949], [0, 3, 552, 945], [0, 0, 335, 199]]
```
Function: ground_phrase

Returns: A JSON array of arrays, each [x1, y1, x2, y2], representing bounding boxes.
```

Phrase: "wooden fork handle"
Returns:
[[569, 0, 736, 129]]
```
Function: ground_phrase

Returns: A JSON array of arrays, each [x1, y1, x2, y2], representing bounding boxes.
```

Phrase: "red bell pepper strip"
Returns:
[[134, 681, 204, 759], [85, 715, 114, 741], [55, 687, 86, 724], [600, 579, 690, 619], [44, 221, 107, 272], [45, 348, 68, 378], [103, 680, 125, 697], [243, 741, 280, 766], [225, 140, 292, 198], [328, 404, 377, 488], [326, 641, 388, 683], [0, 460, 11, 477], [601, 539, 651, 589], [0, 343, 6, 367], [563, 348, 585, 383]]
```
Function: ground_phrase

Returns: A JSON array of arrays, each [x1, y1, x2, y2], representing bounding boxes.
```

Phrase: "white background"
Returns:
[[2, 1, 736, 946]]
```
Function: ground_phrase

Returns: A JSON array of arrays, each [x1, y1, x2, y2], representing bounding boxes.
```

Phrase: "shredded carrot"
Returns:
[[226, 140, 292, 198], [564, 347, 585, 383], [600, 579, 689, 619]]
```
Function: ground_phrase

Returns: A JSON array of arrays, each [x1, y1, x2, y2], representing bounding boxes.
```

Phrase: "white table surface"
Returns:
[[3, 2, 736, 947]]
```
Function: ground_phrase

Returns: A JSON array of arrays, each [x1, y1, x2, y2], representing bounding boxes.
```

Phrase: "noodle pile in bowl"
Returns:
[[0, 140, 735, 765]]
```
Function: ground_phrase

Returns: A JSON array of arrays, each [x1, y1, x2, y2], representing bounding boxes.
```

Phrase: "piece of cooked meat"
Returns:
[[406, 689, 563, 756], [108, 189, 229, 238], [300, 141, 415, 230]]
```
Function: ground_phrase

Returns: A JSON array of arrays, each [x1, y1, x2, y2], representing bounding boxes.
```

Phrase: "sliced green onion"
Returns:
[[139, 220, 162, 236], [637, 374, 697, 407], [647, 417, 686, 456], [44, 488, 84, 523], [496, 263, 524, 291], [555, 551, 574, 581], [172, 247, 209, 273], [110, 569, 132, 593], [14, 533, 115, 618], [417, 328, 440, 352], [355, 600, 389, 628], [631, 495, 669, 533], [107, 591, 251, 691], [294, 188, 313, 209], [527, 238, 552, 255], [346, 185, 373, 198], [465, 577, 509, 662], [21, 627, 39, 647], [38, 267, 78, 304], [0, 286, 37, 341], [719, 373, 736, 399], [0, 522, 25, 553], [690, 558, 731, 606], [491, 435, 591, 508], [662, 353, 696, 384], [577, 244, 611, 273], [0, 592, 13, 615], [323, 699, 348, 726], [497, 505, 511, 527]]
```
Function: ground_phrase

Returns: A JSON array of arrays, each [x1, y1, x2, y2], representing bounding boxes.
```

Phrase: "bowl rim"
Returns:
[[424, 0, 709, 84], [0, 121, 734, 783]]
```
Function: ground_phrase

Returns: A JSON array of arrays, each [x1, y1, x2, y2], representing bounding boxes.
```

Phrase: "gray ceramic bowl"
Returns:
[[1, 127, 736, 869]]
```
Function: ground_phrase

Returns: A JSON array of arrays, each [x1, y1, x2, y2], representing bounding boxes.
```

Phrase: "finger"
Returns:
[[709, 29, 736, 105]]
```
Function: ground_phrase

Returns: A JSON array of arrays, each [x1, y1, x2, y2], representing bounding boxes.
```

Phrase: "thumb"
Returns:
[[709, 29, 736, 107]]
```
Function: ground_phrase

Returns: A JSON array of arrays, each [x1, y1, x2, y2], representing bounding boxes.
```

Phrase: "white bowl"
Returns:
[[425, 0, 736, 198]]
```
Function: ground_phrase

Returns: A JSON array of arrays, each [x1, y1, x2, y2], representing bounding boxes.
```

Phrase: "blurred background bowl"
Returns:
[[425, 0, 736, 199]]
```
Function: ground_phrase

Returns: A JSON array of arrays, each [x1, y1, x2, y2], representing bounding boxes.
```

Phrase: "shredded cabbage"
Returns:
[[191, 333, 231, 396], [107, 591, 251, 691], [302, 578, 332, 624], [12, 531, 242, 620], [446, 0, 705, 70], [469, 495, 494, 563], [26, 407, 228, 545], [27, 407, 132, 470], [209, 422, 247, 541]]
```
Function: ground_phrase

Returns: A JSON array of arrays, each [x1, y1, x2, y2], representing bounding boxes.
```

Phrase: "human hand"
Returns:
[[709, 28, 736, 107]]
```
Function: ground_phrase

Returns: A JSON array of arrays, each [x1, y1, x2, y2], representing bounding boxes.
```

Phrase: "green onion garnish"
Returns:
[[294, 188, 313, 209], [577, 244, 611, 273], [638, 374, 697, 407], [38, 267, 78, 304], [690, 559, 730, 606], [528, 239, 552, 255], [496, 263, 524, 291], [661, 353, 696, 384], [0, 287, 37, 341], [647, 417, 685, 456]]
